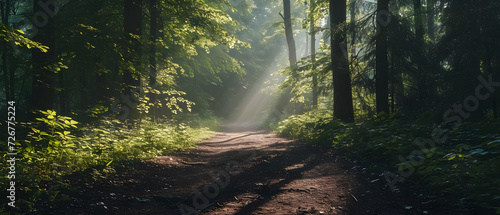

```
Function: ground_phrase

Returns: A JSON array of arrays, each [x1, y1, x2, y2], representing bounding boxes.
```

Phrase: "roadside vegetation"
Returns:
[[0, 110, 216, 212], [275, 109, 500, 214]]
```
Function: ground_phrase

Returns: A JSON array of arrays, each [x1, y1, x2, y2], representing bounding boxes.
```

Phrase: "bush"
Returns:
[[275, 109, 346, 145], [274, 111, 500, 213], [0, 110, 215, 212]]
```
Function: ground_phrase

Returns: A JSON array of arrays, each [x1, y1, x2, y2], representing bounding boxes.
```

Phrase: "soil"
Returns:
[[42, 125, 444, 215]]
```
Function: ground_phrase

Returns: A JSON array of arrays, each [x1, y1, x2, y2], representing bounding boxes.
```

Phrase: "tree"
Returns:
[[148, 0, 158, 118], [375, 0, 389, 114], [413, 0, 427, 104], [283, 0, 297, 69], [271, 0, 299, 118], [427, 0, 435, 41], [310, 0, 317, 107], [331, 0, 354, 121], [283, 0, 300, 114], [31, 0, 56, 111], [122, 0, 142, 121], [1, 0, 11, 102], [437, 0, 499, 120]]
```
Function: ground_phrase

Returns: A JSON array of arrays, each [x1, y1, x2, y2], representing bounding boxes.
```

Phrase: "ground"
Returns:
[[46, 125, 444, 215]]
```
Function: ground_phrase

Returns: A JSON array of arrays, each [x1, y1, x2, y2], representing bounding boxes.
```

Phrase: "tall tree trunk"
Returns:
[[149, 0, 158, 119], [282, 0, 299, 114], [1, 0, 10, 102], [310, 0, 317, 107], [331, 0, 354, 121], [305, 13, 308, 57], [349, 0, 356, 110], [350, 0, 356, 54], [413, 0, 426, 105], [375, 0, 389, 114], [427, 0, 435, 41], [31, 0, 55, 111], [390, 48, 395, 113], [6, 0, 13, 102], [375, 0, 389, 113], [122, 0, 143, 121], [283, 0, 297, 69]]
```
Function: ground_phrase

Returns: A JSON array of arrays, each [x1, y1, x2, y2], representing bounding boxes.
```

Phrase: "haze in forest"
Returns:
[[0, 0, 499, 214]]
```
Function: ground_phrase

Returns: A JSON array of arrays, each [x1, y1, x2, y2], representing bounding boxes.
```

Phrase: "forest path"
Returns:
[[60, 125, 433, 215]]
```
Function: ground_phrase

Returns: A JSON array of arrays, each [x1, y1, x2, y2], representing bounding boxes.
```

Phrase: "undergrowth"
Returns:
[[275, 109, 500, 214], [0, 110, 215, 213]]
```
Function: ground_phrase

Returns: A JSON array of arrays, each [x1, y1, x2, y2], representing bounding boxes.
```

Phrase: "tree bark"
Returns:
[[122, 0, 143, 121], [350, 0, 356, 54], [1, 0, 10, 102], [283, 0, 297, 69], [375, 0, 389, 114], [149, 0, 158, 118], [427, 0, 435, 41], [413, 0, 427, 104], [310, 0, 317, 107], [305, 13, 308, 57], [331, 0, 354, 121], [31, 0, 55, 111], [282, 0, 299, 114]]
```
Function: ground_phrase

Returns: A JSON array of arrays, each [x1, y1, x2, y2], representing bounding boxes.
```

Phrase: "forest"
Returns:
[[0, 0, 499, 214]]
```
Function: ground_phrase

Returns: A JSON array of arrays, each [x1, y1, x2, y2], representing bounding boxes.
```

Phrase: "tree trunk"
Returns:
[[1, 0, 10, 102], [283, 0, 297, 69], [427, 0, 435, 41], [349, 0, 356, 110], [375, 0, 389, 114], [350, 0, 356, 54], [282, 0, 299, 114], [122, 0, 143, 121], [31, 0, 55, 111], [149, 0, 158, 118], [413, 0, 427, 105], [331, 0, 354, 121], [310, 0, 317, 108], [305, 13, 308, 57]]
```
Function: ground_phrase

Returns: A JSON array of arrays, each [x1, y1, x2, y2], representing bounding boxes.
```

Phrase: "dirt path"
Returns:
[[52, 127, 438, 215]]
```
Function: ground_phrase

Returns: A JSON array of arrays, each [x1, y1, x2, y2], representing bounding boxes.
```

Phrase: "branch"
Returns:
[[279, 12, 285, 20]]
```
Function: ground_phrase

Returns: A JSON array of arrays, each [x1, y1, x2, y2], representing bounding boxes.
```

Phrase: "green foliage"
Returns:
[[275, 113, 500, 213], [276, 109, 346, 145], [138, 88, 195, 115], [0, 110, 214, 212], [0, 24, 49, 51]]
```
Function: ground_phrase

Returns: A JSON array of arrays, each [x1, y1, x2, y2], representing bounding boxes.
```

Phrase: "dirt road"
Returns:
[[53, 127, 438, 214]]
